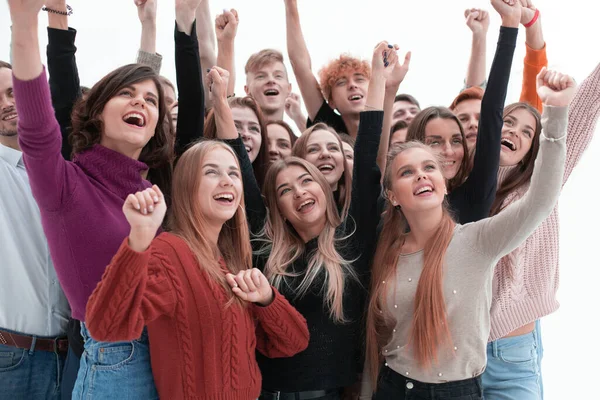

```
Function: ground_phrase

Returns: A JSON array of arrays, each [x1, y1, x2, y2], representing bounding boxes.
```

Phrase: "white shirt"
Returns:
[[0, 144, 69, 337]]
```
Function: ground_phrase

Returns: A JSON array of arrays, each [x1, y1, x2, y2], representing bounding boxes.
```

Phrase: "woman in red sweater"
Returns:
[[85, 67, 309, 400]]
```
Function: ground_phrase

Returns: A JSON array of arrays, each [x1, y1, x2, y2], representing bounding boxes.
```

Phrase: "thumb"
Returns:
[[402, 51, 412, 68]]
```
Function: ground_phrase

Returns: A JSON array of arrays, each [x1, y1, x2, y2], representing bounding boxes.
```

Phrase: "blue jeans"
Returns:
[[482, 320, 544, 400], [0, 332, 65, 400], [72, 323, 158, 400]]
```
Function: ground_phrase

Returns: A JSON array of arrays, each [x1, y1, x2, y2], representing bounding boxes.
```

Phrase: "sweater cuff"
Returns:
[[137, 50, 163, 74], [498, 26, 519, 46], [524, 43, 548, 66], [112, 237, 152, 273], [541, 106, 568, 140], [253, 287, 293, 321], [359, 110, 385, 134], [174, 20, 198, 46], [12, 68, 57, 130], [47, 27, 77, 51]]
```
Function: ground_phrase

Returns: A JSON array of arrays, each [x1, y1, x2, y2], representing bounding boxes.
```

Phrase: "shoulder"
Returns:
[[152, 233, 192, 258]]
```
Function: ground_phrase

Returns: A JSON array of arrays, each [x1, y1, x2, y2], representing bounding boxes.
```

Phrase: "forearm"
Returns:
[[196, 0, 216, 108], [11, 19, 44, 81], [292, 113, 307, 132], [377, 87, 397, 174], [519, 17, 546, 112], [47, 8, 68, 30], [525, 16, 544, 50], [217, 40, 236, 97], [465, 33, 487, 88], [213, 100, 238, 140], [140, 21, 157, 54]]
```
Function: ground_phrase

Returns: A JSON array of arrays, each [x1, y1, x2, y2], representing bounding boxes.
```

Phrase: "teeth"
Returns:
[[214, 193, 234, 201], [264, 89, 279, 96], [349, 95, 362, 101], [318, 164, 334, 171], [415, 186, 433, 195], [2, 113, 17, 121], [296, 199, 315, 211], [501, 138, 516, 150], [245, 146, 252, 153], [441, 161, 454, 166], [123, 112, 145, 127]]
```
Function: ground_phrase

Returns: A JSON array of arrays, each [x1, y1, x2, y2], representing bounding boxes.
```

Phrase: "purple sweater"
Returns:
[[14, 69, 152, 321]]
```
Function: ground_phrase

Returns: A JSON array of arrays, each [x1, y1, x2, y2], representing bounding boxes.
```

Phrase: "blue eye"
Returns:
[[424, 164, 436, 171], [401, 169, 413, 176], [279, 188, 290, 196]]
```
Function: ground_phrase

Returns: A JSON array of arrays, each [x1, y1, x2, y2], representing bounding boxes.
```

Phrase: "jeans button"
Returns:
[[406, 382, 414, 389]]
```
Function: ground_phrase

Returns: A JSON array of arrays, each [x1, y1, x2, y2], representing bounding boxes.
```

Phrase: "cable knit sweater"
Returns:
[[86, 233, 309, 400], [489, 62, 600, 341]]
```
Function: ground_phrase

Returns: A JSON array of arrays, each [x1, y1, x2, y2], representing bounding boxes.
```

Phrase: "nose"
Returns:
[[241, 128, 251, 141], [441, 142, 454, 156], [131, 94, 146, 108], [319, 148, 331, 158], [293, 185, 306, 199], [220, 172, 234, 186], [268, 145, 279, 155]]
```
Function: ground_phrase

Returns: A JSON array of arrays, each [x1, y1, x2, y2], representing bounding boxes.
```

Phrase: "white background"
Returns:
[[1, 1, 599, 398]]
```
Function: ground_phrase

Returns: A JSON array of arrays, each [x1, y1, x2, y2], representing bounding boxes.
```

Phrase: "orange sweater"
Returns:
[[520, 43, 548, 113], [86, 233, 309, 400]]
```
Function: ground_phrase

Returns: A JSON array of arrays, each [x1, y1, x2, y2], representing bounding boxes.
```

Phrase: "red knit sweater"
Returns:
[[86, 233, 309, 400]]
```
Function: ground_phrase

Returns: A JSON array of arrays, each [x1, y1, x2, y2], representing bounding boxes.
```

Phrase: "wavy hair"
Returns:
[[366, 142, 456, 388], [257, 157, 357, 322], [292, 123, 352, 219]]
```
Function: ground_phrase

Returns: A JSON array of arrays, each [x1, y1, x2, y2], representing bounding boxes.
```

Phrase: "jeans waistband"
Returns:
[[380, 365, 482, 397], [261, 388, 340, 400]]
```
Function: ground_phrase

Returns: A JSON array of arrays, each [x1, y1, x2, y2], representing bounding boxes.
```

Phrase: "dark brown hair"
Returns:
[[338, 132, 355, 148], [204, 96, 269, 189], [0, 61, 12, 70], [449, 86, 484, 111], [390, 120, 409, 144], [490, 102, 542, 216], [394, 93, 420, 109], [406, 107, 470, 192], [267, 120, 297, 148]]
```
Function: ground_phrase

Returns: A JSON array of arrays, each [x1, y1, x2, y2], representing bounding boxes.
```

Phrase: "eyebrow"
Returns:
[[397, 159, 436, 172], [276, 173, 309, 192], [202, 163, 239, 171]]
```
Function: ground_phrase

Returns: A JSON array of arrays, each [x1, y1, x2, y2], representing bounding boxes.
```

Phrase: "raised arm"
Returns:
[[174, 0, 205, 157], [464, 8, 490, 88], [475, 70, 573, 259], [215, 9, 238, 98], [284, 0, 325, 120], [86, 186, 176, 342], [449, 0, 520, 224], [208, 67, 267, 233], [195, 0, 217, 110], [284, 93, 307, 132], [562, 61, 600, 185], [518, 0, 546, 113], [45, 0, 81, 160], [135, 0, 163, 74]]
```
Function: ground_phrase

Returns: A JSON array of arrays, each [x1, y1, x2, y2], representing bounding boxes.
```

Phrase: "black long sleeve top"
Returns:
[[226, 111, 383, 391], [448, 26, 518, 224]]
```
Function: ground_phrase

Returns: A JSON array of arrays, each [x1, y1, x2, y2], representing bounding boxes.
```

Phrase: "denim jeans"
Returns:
[[374, 365, 483, 399], [482, 320, 544, 400], [0, 332, 65, 400], [71, 323, 158, 400]]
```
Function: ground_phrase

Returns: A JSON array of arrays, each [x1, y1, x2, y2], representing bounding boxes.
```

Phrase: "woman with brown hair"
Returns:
[[204, 96, 270, 188], [359, 69, 573, 400], [211, 42, 396, 400], [292, 123, 353, 218], [84, 76, 309, 399], [266, 120, 297, 164]]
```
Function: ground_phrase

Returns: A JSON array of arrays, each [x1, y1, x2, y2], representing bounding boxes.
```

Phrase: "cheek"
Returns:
[[304, 152, 319, 163], [280, 146, 292, 157], [276, 197, 294, 220]]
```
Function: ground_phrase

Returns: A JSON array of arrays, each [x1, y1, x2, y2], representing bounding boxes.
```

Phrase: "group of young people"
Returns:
[[1, 0, 599, 399]]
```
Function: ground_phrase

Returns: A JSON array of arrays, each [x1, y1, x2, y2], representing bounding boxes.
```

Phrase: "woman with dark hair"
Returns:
[[266, 120, 297, 164], [406, 0, 521, 224], [292, 123, 353, 218], [482, 63, 600, 399], [84, 67, 309, 399], [361, 68, 573, 400], [204, 96, 270, 188], [5, 0, 203, 396]]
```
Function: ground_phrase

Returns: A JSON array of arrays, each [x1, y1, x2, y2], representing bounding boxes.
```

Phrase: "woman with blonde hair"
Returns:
[[360, 69, 573, 400], [85, 68, 309, 400]]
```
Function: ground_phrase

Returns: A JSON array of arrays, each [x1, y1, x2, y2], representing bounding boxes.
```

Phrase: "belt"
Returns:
[[261, 388, 339, 400], [0, 328, 68, 355]]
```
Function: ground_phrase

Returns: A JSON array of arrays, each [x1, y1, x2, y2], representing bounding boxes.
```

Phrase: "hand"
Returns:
[[215, 9, 239, 42], [124, 186, 166, 251], [518, 0, 537, 26], [285, 93, 303, 120], [490, 0, 522, 28], [536, 67, 577, 107], [205, 67, 230, 103], [45, 0, 67, 9], [371, 41, 399, 82], [464, 8, 490, 36], [226, 269, 275, 306], [385, 51, 411, 90], [7, 0, 46, 24], [134, 0, 157, 25]]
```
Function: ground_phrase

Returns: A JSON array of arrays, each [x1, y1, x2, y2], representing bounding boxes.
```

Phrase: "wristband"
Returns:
[[42, 5, 73, 16], [524, 9, 540, 28]]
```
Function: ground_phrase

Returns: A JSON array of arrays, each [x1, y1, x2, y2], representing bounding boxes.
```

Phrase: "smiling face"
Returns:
[[275, 164, 327, 232], [232, 106, 262, 163], [500, 107, 537, 166], [453, 98, 481, 151], [387, 147, 447, 214], [267, 123, 293, 164], [341, 142, 354, 173], [423, 118, 465, 180], [329, 72, 369, 116], [390, 128, 408, 146], [99, 79, 160, 157], [303, 129, 345, 190], [245, 61, 292, 115], [392, 100, 420, 125], [0, 67, 18, 146], [198, 147, 243, 226]]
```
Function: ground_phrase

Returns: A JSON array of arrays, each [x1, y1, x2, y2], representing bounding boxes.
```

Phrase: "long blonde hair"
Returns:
[[258, 157, 357, 322], [168, 140, 252, 306], [365, 142, 455, 388]]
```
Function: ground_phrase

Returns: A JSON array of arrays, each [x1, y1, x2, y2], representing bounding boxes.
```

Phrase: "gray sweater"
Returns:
[[361, 106, 567, 395]]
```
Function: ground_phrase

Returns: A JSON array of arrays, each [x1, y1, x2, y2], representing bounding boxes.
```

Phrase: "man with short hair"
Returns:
[[0, 60, 70, 400], [449, 86, 484, 150], [391, 93, 421, 126]]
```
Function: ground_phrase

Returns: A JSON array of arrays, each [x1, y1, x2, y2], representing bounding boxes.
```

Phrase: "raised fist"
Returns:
[[536, 67, 577, 108], [465, 8, 490, 36], [215, 9, 239, 42]]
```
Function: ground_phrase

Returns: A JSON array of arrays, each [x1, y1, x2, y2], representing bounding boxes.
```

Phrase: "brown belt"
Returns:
[[0, 328, 68, 355]]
